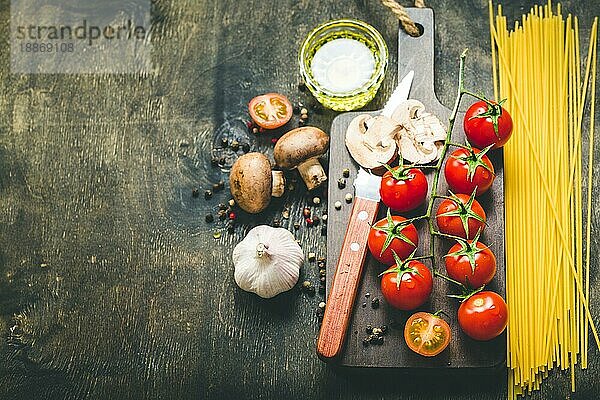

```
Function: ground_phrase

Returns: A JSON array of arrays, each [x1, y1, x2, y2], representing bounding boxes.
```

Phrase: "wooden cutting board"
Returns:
[[325, 8, 506, 369]]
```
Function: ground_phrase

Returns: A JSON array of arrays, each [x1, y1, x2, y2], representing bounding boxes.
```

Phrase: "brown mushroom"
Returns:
[[273, 127, 329, 190], [345, 114, 401, 172], [229, 153, 285, 214]]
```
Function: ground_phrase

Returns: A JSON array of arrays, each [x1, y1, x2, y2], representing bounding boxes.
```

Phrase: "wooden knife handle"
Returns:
[[317, 197, 380, 360]]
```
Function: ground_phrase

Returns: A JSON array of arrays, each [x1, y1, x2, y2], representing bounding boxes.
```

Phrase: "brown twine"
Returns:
[[380, 0, 426, 37]]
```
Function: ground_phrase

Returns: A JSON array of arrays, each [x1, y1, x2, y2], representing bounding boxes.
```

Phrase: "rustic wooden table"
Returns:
[[0, 1, 598, 399]]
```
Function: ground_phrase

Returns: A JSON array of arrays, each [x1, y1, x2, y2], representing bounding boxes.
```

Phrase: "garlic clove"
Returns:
[[233, 225, 304, 298]]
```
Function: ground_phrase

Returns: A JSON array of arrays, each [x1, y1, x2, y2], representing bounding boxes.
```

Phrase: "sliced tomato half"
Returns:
[[248, 93, 293, 129], [404, 312, 451, 357]]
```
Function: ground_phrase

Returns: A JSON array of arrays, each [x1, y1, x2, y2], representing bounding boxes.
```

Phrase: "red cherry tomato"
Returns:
[[458, 291, 508, 341], [445, 239, 496, 288], [380, 166, 428, 212], [248, 93, 293, 129], [463, 100, 513, 149], [404, 312, 451, 357], [368, 212, 418, 265], [381, 260, 432, 311], [435, 193, 486, 240], [444, 147, 495, 196]]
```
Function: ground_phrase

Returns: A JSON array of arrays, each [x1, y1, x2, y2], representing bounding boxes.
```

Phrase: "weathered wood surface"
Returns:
[[0, 1, 598, 399], [326, 8, 506, 368]]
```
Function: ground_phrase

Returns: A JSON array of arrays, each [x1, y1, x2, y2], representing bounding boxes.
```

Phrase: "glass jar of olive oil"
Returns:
[[299, 19, 388, 111]]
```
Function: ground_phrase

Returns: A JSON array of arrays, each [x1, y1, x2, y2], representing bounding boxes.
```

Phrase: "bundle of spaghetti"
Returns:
[[488, 1, 598, 398]]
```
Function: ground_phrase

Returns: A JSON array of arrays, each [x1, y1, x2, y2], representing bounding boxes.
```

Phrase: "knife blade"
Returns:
[[317, 71, 414, 361], [380, 70, 414, 118]]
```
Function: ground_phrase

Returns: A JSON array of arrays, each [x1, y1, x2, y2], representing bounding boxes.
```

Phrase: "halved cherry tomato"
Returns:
[[444, 147, 495, 196], [435, 192, 486, 240], [368, 210, 418, 265], [445, 234, 496, 288], [380, 165, 428, 212], [463, 100, 513, 149], [248, 93, 293, 129], [458, 291, 508, 341], [380, 257, 432, 311], [404, 312, 451, 357]]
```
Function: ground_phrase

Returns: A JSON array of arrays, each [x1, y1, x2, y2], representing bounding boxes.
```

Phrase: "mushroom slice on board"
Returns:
[[274, 127, 329, 191], [345, 114, 401, 172], [391, 100, 447, 164], [229, 152, 285, 214]]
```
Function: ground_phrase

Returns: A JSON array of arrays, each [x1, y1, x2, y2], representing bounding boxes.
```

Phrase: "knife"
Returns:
[[317, 71, 414, 360]]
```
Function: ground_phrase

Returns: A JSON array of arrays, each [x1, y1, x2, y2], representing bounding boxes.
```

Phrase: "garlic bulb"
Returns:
[[233, 225, 304, 298]]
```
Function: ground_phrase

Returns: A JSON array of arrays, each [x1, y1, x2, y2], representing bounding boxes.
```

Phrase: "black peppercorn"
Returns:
[[241, 143, 251, 153], [205, 214, 214, 223], [362, 337, 371, 346], [366, 324, 373, 334], [204, 190, 213, 200], [221, 137, 228, 147], [212, 181, 224, 192], [230, 140, 240, 151], [218, 203, 228, 211], [381, 325, 388, 334], [337, 178, 346, 189], [272, 219, 281, 228], [371, 298, 380, 309], [192, 188, 199, 198]]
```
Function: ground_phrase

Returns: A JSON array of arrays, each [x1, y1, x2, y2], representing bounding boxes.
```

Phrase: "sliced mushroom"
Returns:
[[273, 127, 329, 190], [229, 153, 285, 214], [391, 100, 447, 164], [345, 114, 401, 171]]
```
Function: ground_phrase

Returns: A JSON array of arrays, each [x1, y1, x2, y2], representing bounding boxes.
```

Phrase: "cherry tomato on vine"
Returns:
[[248, 93, 293, 129], [463, 100, 513, 149], [444, 147, 495, 196], [404, 312, 451, 357], [368, 210, 418, 265], [445, 231, 496, 288], [380, 165, 428, 212], [435, 191, 486, 240], [380, 253, 432, 311], [458, 291, 508, 341]]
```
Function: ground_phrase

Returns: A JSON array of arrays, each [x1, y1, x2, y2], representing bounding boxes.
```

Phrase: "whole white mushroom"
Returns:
[[233, 225, 304, 298]]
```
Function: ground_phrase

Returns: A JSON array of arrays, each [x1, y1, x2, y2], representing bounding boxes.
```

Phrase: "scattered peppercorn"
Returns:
[[366, 324, 373, 334], [303, 207, 311, 217], [282, 209, 290, 219], [205, 214, 214, 223], [228, 199, 235, 207], [252, 127, 259, 134], [371, 298, 380, 309], [381, 325, 388, 334], [212, 181, 225, 192], [218, 210, 227, 220], [321, 214, 328, 223], [319, 269, 326, 277], [342, 168, 350, 178], [337, 178, 346, 189], [312, 196, 321, 205], [230, 140, 240, 151], [345, 193, 353, 203], [301, 281, 316, 296], [372, 327, 383, 336], [218, 203, 228, 211], [318, 301, 326, 309], [220, 137, 228, 147], [204, 190, 213, 200], [362, 337, 371, 346], [298, 119, 306, 126], [334, 201, 342, 210], [365, 292, 370, 298], [300, 113, 308, 120], [317, 260, 326, 269], [361, 302, 367, 308], [272, 219, 281, 228], [192, 188, 199, 198], [241, 142, 251, 153], [320, 276, 325, 283], [227, 223, 235, 234], [373, 335, 384, 345], [293, 222, 300, 230], [308, 252, 316, 262]]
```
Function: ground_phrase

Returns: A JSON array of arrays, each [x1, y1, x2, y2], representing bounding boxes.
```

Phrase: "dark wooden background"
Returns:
[[0, 0, 598, 399]]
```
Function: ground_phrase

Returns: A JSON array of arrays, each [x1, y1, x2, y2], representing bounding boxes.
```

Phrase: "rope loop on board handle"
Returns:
[[380, 0, 426, 37]]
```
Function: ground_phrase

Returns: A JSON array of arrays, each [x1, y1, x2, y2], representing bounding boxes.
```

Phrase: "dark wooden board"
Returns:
[[326, 8, 506, 368]]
